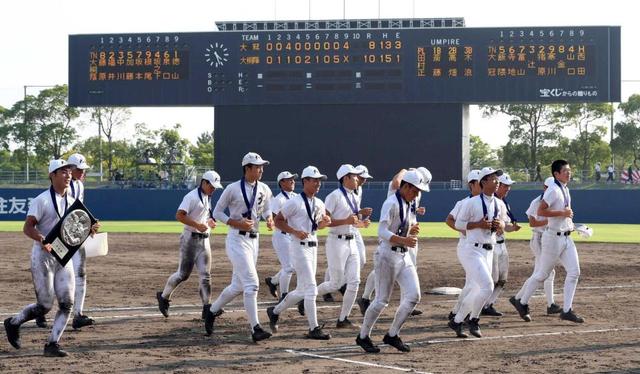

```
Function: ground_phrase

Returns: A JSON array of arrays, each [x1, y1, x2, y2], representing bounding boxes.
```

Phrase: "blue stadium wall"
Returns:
[[1, 188, 638, 224]]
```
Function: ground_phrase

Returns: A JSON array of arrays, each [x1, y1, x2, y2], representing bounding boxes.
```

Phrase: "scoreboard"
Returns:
[[69, 26, 620, 106]]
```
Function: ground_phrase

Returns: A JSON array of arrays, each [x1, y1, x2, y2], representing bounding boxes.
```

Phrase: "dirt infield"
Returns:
[[1, 232, 639, 373]]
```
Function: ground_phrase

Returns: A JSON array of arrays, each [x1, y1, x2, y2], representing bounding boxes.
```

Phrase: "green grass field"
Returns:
[[1, 221, 637, 244]]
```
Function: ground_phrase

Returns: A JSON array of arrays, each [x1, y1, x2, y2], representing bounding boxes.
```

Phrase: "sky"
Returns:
[[1, 0, 639, 148]]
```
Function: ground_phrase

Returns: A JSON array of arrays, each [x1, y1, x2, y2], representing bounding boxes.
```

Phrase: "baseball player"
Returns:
[[356, 170, 428, 353], [481, 173, 521, 316], [446, 169, 482, 325], [448, 167, 509, 339], [315, 164, 364, 328], [4, 159, 99, 357], [67, 153, 97, 329], [266, 166, 332, 339], [510, 160, 584, 323], [157, 171, 223, 319], [357, 167, 428, 317], [204, 152, 274, 342], [512, 177, 562, 314], [264, 171, 298, 301]]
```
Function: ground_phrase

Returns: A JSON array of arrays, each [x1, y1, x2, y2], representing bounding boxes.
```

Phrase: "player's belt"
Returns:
[[238, 230, 258, 238], [474, 243, 494, 250], [280, 231, 287, 235], [496, 239, 505, 244], [555, 231, 572, 236], [300, 241, 318, 247], [337, 234, 354, 240], [191, 232, 209, 239], [390, 246, 408, 253]]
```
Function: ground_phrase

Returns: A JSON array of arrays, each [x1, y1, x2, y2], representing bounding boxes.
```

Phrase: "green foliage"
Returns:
[[190, 131, 214, 168]]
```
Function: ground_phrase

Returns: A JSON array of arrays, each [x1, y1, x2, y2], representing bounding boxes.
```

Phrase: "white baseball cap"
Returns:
[[355, 165, 373, 179], [467, 169, 481, 182], [478, 167, 503, 180], [301, 165, 327, 180], [401, 170, 430, 191], [202, 170, 223, 189], [241, 152, 270, 166], [498, 173, 514, 185], [544, 176, 555, 187], [48, 159, 71, 173], [67, 153, 91, 170], [416, 167, 432, 183], [336, 164, 363, 180], [277, 171, 298, 181]]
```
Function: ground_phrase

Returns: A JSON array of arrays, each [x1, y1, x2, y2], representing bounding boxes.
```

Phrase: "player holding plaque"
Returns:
[[3, 159, 100, 357]]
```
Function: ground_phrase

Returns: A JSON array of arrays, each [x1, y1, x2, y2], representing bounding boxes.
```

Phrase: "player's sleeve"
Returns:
[[449, 200, 463, 219], [525, 199, 537, 218], [177, 192, 193, 214], [270, 196, 281, 215], [455, 198, 473, 231], [261, 185, 273, 219], [378, 200, 396, 241], [280, 198, 296, 220], [542, 187, 559, 207], [324, 191, 338, 215], [26, 196, 43, 222], [212, 186, 232, 223]]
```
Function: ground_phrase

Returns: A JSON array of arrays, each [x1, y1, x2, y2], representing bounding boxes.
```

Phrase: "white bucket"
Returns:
[[84, 232, 109, 257]]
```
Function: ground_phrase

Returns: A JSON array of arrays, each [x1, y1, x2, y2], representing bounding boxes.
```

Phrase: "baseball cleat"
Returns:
[[323, 293, 335, 302], [338, 284, 347, 296], [447, 311, 456, 321], [35, 315, 48, 328], [43, 342, 68, 357], [279, 292, 288, 303], [383, 333, 410, 352], [72, 315, 95, 329], [509, 296, 531, 322], [4, 318, 21, 349], [265, 277, 279, 299], [481, 304, 503, 317], [336, 318, 358, 329], [547, 303, 563, 315], [468, 318, 482, 338], [266, 306, 279, 333], [410, 308, 423, 316], [204, 310, 217, 336], [156, 292, 170, 318], [296, 300, 305, 316], [447, 320, 468, 339], [307, 326, 331, 340], [251, 324, 272, 342], [357, 297, 370, 316], [559, 309, 584, 323], [356, 335, 380, 353]]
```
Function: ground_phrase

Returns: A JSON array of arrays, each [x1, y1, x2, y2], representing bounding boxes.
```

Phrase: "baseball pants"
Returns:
[[485, 242, 509, 306], [269, 232, 293, 294], [359, 247, 421, 338], [453, 243, 494, 323], [317, 235, 360, 320], [273, 240, 319, 329], [162, 232, 212, 305], [519, 232, 580, 312], [10, 246, 75, 344], [515, 232, 556, 306]]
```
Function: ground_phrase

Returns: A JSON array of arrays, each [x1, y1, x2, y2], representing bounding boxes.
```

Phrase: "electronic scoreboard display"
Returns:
[[69, 26, 620, 106]]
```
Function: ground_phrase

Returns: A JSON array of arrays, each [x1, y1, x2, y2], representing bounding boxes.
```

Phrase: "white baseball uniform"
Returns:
[[359, 191, 421, 339], [161, 187, 213, 305], [361, 182, 421, 301], [515, 194, 556, 306], [453, 194, 507, 323], [69, 179, 89, 318], [272, 193, 326, 329], [209, 178, 272, 330], [8, 187, 76, 345], [449, 195, 473, 315], [354, 185, 367, 269], [268, 190, 297, 295], [484, 196, 513, 307], [317, 186, 361, 321], [518, 181, 579, 313]]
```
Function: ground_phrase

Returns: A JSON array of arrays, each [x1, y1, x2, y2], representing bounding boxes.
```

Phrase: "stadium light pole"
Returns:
[[23, 84, 56, 183]]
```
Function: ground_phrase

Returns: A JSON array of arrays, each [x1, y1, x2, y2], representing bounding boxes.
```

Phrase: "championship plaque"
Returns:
[[44, 199, 97, 266]]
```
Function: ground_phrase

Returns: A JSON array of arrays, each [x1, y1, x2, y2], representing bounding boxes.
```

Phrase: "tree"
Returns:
[[481, 104, 561, 170], [30, 85, 80, 162], [614, 94, 640, 164], [190, 131, 214, 167], [553, 103, 612, 177], [88, 106, 131, 179], [469, 134, 497, 168]]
